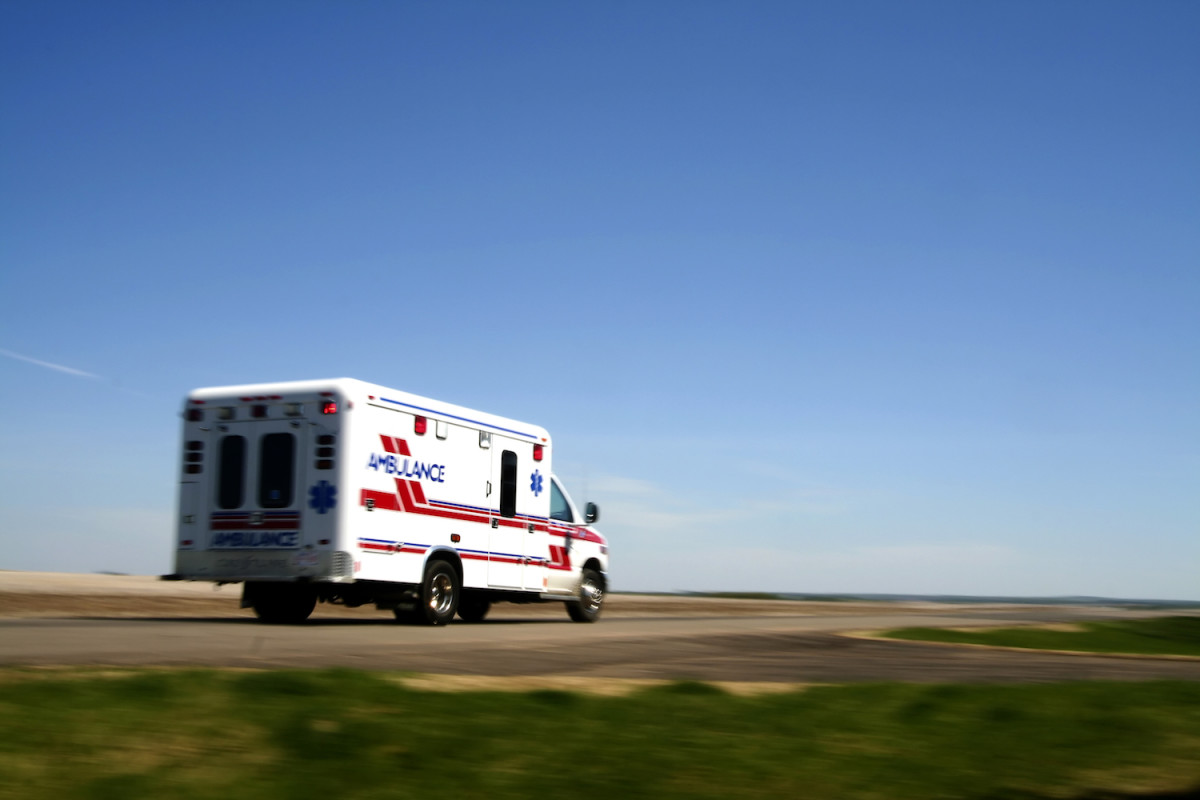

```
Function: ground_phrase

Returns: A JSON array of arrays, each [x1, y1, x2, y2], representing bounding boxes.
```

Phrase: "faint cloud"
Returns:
[[0, 347, 157, 399], [0, 347, 102, 379]]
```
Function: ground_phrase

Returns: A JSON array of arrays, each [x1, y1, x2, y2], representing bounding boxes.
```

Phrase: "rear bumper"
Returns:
[[174, 549, 354, 582]]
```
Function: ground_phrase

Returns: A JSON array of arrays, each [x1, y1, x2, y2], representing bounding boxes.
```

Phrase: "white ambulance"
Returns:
[[172, 378, 608, 625]]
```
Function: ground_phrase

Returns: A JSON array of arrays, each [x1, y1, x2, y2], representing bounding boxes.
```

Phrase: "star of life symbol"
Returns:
[[309, 480, 337, 514], [530, 470, 544, 497]]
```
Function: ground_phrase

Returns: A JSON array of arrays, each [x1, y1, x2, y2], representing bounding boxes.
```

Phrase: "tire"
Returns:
[[251, 584, 316, 624], [415, 559, 460, 626], [457, 594, 491, 623], [566, 568, 604, 623]]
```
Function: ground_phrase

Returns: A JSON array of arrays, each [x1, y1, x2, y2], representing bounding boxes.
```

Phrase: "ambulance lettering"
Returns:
[[211, 531, 299, 548], [366, 453, 446, 483]]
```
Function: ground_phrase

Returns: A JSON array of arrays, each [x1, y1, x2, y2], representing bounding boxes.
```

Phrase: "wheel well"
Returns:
[[582, 558, 606, 586], [426, 549, 463, 580]]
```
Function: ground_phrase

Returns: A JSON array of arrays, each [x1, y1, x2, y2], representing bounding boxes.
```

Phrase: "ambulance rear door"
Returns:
[[207, 418, 310, 554]]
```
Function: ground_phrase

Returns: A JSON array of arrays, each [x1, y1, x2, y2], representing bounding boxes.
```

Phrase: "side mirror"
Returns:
[[585, 502, 600, 524]]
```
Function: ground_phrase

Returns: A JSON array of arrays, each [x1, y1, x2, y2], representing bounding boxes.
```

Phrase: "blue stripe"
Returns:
[[378, 396, 539, 440], [427, 499, 550, 525], [430, 499, 491, 514]]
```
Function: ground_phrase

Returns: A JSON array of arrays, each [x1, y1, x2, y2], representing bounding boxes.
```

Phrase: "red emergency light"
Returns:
[[321, 401, 338, 415]]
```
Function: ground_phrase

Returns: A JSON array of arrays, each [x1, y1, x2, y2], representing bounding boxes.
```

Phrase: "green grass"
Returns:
[[881, 616, 1200, 657], [1, 669, 1200, 799]]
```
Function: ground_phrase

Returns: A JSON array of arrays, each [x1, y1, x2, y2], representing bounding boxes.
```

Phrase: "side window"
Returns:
[[217, 435, 246, 509], [550, 480, 573, 522], [500, 450, 517, 517], [259, 433, 296, 509]]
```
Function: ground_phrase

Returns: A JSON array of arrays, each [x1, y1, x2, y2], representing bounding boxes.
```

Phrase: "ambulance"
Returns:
[[171, 378, 608, 625]]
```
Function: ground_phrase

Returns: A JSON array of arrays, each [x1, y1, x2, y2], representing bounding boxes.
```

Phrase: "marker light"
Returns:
[[321, 402, 338, 415], [533, 444, 544, 462], [414, 415, 427, 435]]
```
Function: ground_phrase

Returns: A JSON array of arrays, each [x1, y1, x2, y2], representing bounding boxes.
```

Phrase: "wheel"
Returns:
[[457, 594, 491, 623], [251, 584, 316, 624], [566, 568, 604, 623], [416, 559, 460, 626]]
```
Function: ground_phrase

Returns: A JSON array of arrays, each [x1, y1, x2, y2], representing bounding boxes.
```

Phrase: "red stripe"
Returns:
[[394, 478, 416, 511], [367, 479, 560, 537], [361, 489, 401, 511], [378, 435, 413, 456]]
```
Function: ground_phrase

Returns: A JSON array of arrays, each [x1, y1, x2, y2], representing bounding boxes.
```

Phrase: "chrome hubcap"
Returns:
[[430, 572, 454, 614], [581, 578, 603, 613]]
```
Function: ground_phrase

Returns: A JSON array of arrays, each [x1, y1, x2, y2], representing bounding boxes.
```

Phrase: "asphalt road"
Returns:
[[2, 573, 1198, 683]]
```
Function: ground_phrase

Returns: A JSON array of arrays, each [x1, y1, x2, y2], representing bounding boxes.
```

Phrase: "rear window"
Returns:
[[258, 433, 295, 508], [217, 435, 246, 509]]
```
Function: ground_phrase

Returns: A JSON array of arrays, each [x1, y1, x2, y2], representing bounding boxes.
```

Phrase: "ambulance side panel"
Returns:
[[347, 396, 553, 592]]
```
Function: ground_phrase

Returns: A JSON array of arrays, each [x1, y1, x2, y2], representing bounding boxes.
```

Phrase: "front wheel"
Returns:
[[416, 559, 460, 626], [566, 568, 604, 623]]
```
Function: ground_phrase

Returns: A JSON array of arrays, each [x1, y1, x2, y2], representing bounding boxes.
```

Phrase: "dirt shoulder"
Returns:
[[0, 570, 1069, 621]]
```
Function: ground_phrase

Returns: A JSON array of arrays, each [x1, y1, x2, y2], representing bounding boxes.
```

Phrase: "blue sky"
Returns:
[[2, 1, 1197, 598]]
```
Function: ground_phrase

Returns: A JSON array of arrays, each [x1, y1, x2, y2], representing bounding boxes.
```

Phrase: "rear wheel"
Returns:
[[566, 568, 604, 623], [416, 559, 460, 626], [250, 584, 316, 624], [457, 594, 491, 623]]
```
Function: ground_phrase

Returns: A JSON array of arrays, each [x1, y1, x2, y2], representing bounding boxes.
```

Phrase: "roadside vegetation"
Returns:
[[880, 616, 1200, 657], [2, 668, 1199, 799]]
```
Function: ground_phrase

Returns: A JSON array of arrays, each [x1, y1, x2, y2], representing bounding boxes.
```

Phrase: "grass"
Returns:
[[1, 669, 1200, 799], [880, 616, 1200, 657]]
